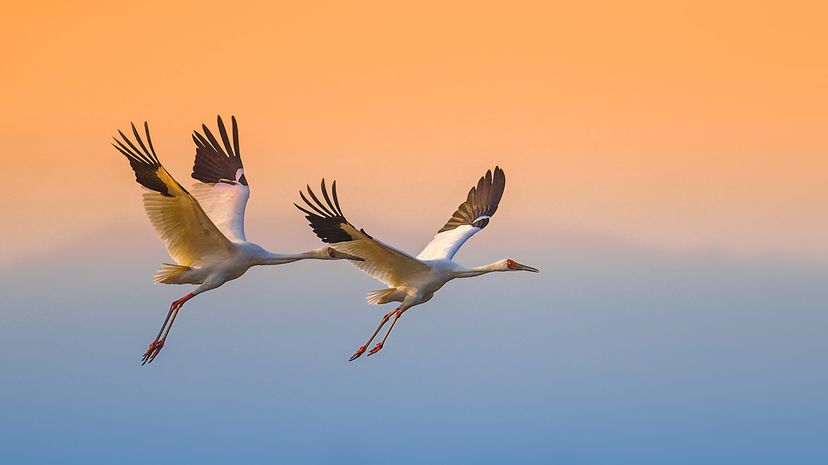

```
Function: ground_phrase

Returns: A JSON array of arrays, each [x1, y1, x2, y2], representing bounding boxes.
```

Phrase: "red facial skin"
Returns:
[[328, 247, 336, 258], [507, 259, 517, 270]]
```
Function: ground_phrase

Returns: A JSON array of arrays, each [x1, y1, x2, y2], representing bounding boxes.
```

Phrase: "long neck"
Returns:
[[256, 249, 320, 265], [453, 262, 502, 278]]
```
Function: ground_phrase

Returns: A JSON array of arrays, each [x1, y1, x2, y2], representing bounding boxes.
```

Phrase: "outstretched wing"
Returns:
[[295, 180, 430, 287], [113, 122, 235, 266], [190, 115, 250, 243], [416, 166, 506, 261]]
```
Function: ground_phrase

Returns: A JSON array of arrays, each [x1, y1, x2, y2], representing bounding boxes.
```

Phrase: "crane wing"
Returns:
[[295, 180, 430, 287], [113, 122, 235, 266], [416, 166, 506, 261], [189, 115, 249, 243]]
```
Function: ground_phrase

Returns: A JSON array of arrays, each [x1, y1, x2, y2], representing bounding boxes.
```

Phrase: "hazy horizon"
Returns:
[[2, 229, 827, 464], [2, 1, 827, 463]]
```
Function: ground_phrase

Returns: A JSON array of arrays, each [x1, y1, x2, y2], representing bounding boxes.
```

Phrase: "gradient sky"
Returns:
[[2, 0, 827, 265], [1, 2, 827, 464]]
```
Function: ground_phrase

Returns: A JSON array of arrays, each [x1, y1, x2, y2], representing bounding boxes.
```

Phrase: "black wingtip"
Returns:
[[231, 115, 240, 159], [294, 202, 315, 217], [191, 115, 245, 185], [296, 180, 356, 244], [144, 121, 158, 160], [436, 166, 507, 233], [112, 121, 173, 196]]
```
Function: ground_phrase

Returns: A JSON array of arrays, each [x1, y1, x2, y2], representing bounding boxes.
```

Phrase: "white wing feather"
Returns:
[[142, 169, 235, 266], [112, 122, 235, 267], [417, 167, 506, 261], [417, 224, 482, 260], [189, 116, 249, 243], [190, 181, 250, 243]]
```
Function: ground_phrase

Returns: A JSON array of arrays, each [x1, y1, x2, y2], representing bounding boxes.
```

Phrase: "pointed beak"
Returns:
[[337, 251, 365, 262], [516, 263, 539, 273]]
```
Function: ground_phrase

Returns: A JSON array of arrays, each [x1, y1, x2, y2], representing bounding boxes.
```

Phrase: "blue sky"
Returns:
[[1, 233, 826, 464]]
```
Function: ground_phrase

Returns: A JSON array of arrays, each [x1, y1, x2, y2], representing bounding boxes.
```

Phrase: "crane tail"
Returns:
[[153, 263, 194, 284], [366, 288, 405, 305]]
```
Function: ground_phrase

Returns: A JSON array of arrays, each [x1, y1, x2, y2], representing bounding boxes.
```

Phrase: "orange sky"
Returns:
[[1, 1, 827, 265]]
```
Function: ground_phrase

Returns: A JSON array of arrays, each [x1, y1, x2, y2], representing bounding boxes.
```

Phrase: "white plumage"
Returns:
[[416, 223, 485, 261], [113, 116, 363, 364], [296, 167, 538, 360], [189, 176, 249, 243]]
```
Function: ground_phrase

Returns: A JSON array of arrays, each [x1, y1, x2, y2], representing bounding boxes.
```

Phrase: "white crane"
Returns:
[[112, 116, 363, 364], [295, 167, 538, 361]]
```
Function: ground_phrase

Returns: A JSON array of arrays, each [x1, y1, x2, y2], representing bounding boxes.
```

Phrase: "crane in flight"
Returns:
[[295, 167, 538, 361], [112, 116, 363, 364]]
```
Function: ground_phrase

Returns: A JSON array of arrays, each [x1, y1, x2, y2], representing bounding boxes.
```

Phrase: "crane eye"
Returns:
[[506, 259, 516, 269]]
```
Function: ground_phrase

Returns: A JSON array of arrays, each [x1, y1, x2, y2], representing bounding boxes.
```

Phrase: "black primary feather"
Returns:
[[437, 166, 506, 232], [191, 115, 247, 186], [112, 122, 178, 197], [295, 179, 365, 244]]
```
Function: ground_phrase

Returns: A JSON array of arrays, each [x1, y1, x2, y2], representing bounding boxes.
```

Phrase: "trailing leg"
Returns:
[[349, 307, 400, 361], [367, 307, 407, 356], [141, 292, 194, 365]]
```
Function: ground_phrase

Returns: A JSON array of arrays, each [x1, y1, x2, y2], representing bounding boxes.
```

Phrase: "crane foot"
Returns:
[[349, 344, 368, 361], [141, 339, 164, 365], [367, 342, 384, 356]]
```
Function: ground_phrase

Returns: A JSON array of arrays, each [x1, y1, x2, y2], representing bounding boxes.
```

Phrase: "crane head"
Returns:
[[505, 258, 539, 272]]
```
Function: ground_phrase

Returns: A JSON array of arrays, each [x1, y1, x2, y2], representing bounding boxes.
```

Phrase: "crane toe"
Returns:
[[349, 344, 368, 361], [141, 339, 164, 365], [367, 342, 384, 356]]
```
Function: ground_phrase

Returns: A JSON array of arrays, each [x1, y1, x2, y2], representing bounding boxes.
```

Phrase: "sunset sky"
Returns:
[[2, 0, 827, 265], [1, 2, 827, 464]]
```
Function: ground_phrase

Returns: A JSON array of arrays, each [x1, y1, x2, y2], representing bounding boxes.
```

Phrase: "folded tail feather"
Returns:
[[153, 263, 194, 284], [366, 288, 405, 305]]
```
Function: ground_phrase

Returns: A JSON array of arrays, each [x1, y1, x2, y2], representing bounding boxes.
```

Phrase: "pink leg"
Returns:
[[349, 307, 400, 361], [142, 293, 194, 365], [367, 307, 407, 357]]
